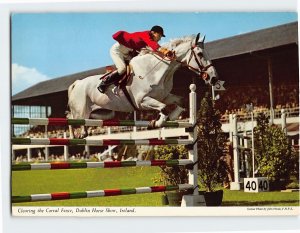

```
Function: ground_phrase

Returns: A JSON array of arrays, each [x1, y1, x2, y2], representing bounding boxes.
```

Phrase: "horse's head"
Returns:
[[178, 33, 218, 86]]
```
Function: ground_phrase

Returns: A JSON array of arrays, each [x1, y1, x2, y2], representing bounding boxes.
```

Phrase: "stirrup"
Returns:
[[97, 72, 122, 93], [97, 82, 107, 93]]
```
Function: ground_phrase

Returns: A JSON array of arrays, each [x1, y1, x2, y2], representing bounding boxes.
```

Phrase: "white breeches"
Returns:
[[110, 42, 133, 75]]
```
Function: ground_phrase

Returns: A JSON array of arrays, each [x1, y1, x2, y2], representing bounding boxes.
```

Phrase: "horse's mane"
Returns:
[[162, 35, 196, 50], [137, 35, 196, 57]]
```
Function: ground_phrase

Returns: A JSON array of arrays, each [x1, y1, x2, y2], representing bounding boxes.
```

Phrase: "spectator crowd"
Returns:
[[13, 84, 298, 163]]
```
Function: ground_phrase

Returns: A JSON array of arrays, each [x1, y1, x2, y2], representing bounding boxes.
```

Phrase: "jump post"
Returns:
[[229, 114, 253, 191], [229, 113, 269, 193]]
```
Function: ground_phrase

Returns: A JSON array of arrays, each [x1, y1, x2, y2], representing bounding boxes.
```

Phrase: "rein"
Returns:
[[136, 44, 212, 79], [136, 50, 172, 80], [174, 47, 213, 76]]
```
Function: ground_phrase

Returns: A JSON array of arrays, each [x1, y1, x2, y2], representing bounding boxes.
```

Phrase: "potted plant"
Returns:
[[153, 145, 189, 206], [197, 91, 227, 206]]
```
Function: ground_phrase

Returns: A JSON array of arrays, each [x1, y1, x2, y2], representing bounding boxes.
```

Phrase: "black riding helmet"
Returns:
[[151, 25, 165, 37]]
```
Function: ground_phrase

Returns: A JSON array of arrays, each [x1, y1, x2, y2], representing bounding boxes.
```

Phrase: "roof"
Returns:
[[206, 21, 298, 59], [12, 21, 298, 101], [12, 67, 108, 101]]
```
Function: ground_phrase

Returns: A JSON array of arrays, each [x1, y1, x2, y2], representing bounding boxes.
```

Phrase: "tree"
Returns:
[[254, 113, 295, 185], [197, 92, 227, 192]]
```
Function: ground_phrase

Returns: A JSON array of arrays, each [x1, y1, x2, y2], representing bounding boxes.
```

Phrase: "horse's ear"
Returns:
[[195, 33, 200, 44], [201, 35, 206, 43]]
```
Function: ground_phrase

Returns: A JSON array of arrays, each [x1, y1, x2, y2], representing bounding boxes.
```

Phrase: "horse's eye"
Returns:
[[197, 52, 203, 57]]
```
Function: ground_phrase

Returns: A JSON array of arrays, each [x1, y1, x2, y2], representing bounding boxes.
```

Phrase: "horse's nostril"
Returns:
[[210, 77, 218, 86]]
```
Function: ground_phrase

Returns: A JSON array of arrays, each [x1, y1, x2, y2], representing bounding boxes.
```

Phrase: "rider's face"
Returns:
[[151, 32, 162, 42]]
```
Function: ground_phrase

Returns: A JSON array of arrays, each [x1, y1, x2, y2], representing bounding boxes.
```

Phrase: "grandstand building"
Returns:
[[12, 22, 299, 149]]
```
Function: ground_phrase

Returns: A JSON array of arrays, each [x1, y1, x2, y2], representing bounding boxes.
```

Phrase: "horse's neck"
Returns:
[[131, 53, 171, 84], [130, 44, 189, 88], [163, 62, 180, 82], [128, 53, 178, 102], [162, 62, 180, 93]]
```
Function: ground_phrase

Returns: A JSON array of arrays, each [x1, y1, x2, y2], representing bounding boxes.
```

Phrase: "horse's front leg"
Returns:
[[140, 96, 167, 128], [162, 93, 186, 121]]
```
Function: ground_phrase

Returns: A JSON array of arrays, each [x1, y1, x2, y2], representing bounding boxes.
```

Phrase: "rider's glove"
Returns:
[[159, 48, 176, 59], [165, 50, 175, 59]]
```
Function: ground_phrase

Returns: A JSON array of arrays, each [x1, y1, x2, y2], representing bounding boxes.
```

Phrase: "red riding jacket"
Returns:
[[112, 30, 160, 51]]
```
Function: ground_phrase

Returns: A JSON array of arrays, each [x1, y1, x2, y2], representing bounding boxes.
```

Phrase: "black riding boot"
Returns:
[[97, 72, 122, 93]]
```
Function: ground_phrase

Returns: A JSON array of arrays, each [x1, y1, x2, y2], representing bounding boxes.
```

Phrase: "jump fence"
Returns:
[[12, 85, 199, 206], [12, 159, 193, 171]]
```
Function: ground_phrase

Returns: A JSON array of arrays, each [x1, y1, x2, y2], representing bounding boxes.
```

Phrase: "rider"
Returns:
[[97, 25, 175, 93]]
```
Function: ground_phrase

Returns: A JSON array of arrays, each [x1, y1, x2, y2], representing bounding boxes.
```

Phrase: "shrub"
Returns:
[[197, 92, 227, 192], [254, 113, 295, 185], [153, 145, 188, 186]]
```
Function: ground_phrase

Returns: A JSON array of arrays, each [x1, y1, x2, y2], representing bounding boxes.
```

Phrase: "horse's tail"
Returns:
[[66, 80, 79, 119]]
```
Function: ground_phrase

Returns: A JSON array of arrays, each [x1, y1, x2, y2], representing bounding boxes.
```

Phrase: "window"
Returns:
[[12, 105, 51, 136]]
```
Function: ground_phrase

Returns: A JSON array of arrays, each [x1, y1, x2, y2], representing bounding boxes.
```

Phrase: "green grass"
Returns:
[[12, 167, 300, 206], [12, 167, 164, 206], [222, 189, 299, 206]]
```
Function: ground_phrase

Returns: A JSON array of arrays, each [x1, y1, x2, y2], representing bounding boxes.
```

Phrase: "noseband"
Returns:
[[189, 47, 213, 71], [185, 46, 213, 79]]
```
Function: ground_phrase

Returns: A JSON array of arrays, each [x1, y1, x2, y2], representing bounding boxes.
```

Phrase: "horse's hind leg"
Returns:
[[65, 111, 75, 139], [68, 91, 92, 138], [77, 98, 93, 138]]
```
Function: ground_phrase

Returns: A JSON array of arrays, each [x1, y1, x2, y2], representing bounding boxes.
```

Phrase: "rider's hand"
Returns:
[[160, 48, 175, 59], [165, 50, 175, 59]]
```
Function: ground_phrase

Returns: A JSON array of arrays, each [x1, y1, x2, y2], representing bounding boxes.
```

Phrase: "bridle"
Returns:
[[141, 43, 214, 81], [175, 44, 213, 81]]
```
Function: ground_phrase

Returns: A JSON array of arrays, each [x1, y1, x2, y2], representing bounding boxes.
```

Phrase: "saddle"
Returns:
[[98, 65, 137, 110]]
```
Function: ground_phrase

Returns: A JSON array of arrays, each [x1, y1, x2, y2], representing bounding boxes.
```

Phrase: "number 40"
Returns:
[[246, 180, 268, 191]]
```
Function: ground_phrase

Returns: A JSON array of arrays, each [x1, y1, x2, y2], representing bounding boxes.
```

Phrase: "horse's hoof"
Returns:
[[147, 120, 156, 130], [78, 134, 88, 139]]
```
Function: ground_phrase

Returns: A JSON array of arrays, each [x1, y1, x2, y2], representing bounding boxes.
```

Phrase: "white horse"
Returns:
[[67, 33, 218, 138]]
